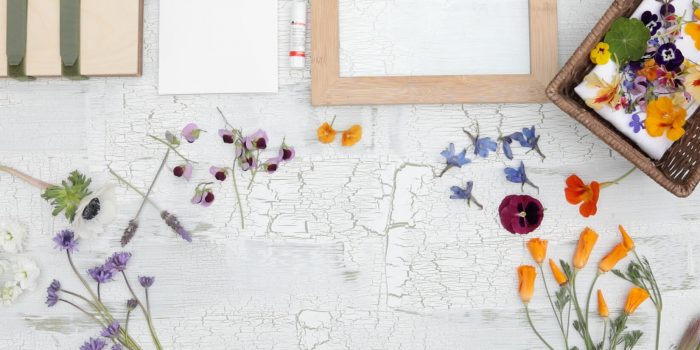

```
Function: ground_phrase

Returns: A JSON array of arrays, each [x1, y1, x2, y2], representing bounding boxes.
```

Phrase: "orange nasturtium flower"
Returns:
[[686, 20, 700, 51], [597, 289, 609, 318], [549, 259, 568, 286], [317, 122, 337, 144], [624, 287, 650, 315], [645, 96, 687, 142], [527, 238, 548, 265], [619, 225, 635, 251], [598, 243, 628, 273], [573, 227, 599, 270], [565, 175, 600, 218], [341, 125, 363, 147], [517, 265, 537, 304]]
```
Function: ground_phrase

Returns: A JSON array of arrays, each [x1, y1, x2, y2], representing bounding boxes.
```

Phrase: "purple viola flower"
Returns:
[[139, 276, 155, 288], [279, 144, 295, 162], [505, 161, 539, 192], [629, 114, 646, 133], [263, 158, 281, 173], [659, 0, 675, 16], [173, 163, 193, 181], [209, 166, 227, 181], [655, 43, 684, 71], [80, 338, 107, 350], [439, 143, 470, 177], [218, 129, 235, 144], [450, 181, 483, 209], [181, 123, 202, 143], [245, 130, 269, 150], [88, 265, 115, 284], [106, 252, 131, 272], [100, 321, 121, 338], [641, 11, 661, 35], [52, 229, 78, 252]]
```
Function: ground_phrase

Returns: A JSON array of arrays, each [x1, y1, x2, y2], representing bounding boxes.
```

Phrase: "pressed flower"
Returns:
[[139, 276, 155, 288], [573, 227, 599, 270], [263, 158, 281, 173], [245, 129, 269, 150], [498, 195, 544, 235], [209, 166, 228, 181], [13, 258, 40, 291], [624, 287, 650, 315], [80, 338, 107, 350], [565, 175, 600, 217], [191, 184, 215, 207], [341, 125, 363, 147], [584, 73, 621, 110], [101, 321, 121, 338], [72, 185, 118, 239], [112, 345, 123, 350], [517, 265, 536, 304], [629, 114, 645, 134], [619, 225, 635, 251], [0, 220, 26, 253], [589, 42, 611, 65], [641, 11, 661, 35], [279, 143, 296, 161], [449, 181, 483, 209], [463, 128, 497, 158], [45, 289, 58, 307], [504, 162, 539, 192], [317, 122, 337, 144], [645, 96, 686, 141], [41, 171, 91, 222], [218, 129, 235, 144], [686, 21, 700, 50], [501, 136, 514, 160], [106, 252, 131, 272], [526, 238, 548, 265], [173, 163, 193, 181], [639, 59, 659, 81], [660, 1, 676, 16], [439, 143, 471, 177], [181, 123, 202, 143], [597, 289, 609, 318], [52, 229, 78, 252], [549, 259, 568, 286], [654, 43, 684, 71], [598, 243, 628, 273]]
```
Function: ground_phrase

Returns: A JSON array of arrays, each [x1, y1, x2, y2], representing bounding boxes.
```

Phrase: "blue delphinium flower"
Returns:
[[504, 161, 539, 192], [52, 229, 78, 252], [463, 128, 497, 158], [139, 276, 155, 288], [508, 126, 546, 159], [439, 143, 470, 177], [449, 181, 483, 209], [106, 252, 131, 272], [501, 136, 515, 160], [100, 321, 121, 338], [629, 114, 646, 133], [80, 338, 107, 350]]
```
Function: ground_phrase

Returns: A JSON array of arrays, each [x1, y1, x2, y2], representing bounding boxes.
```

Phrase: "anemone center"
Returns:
[[82, 198, 102, 220]]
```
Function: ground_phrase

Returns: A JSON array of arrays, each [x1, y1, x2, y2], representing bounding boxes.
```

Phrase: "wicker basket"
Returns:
[[547, 0, 700, 197]]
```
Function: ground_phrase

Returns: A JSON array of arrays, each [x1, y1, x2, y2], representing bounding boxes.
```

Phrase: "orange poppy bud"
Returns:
[[573, 227, 599, 270], [624, 287, 649, 315], [341, 125, 363, 147], [317, 122, 337, 144], [619, 225, 635, 251], [597, 289, 609, 318], [598, 243, 628, 273], [517, 265, 537, 304], [549, 259, 568, 286], [527, 238, 548, 265]]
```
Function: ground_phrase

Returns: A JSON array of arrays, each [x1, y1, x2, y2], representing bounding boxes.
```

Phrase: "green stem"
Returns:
[[59, 299, 106, 327], [135, 149, 170, 218], [585, 273, 601, 325], [602, 318, 608, 350], [125, 309, 132, 333], [122, 272, 163, 350], [525, 305, 555, 350], [108, 167, 164, 212], [148, 135, 197, 164], [610, 315, 629, 350], [0, 164, 54, 189], [231, 161, 245, 229], [600, 167, 636, 189], [655, 308, 662, 350], [571, 271, 595, 350], [539, 265, 568, 349]]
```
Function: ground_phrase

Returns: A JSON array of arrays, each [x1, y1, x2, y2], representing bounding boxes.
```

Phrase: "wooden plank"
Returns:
[[26, 0, 61, 76]]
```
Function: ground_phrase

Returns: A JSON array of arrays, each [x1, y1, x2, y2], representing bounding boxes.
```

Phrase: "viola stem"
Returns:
[[601, 167, 636, 189]]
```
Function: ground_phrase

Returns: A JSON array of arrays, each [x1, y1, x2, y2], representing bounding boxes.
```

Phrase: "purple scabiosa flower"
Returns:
[[218, 129, 235, 144], [655, 43, 684, 71], [498, 194, 544, 235], [181, 123, 202, 143], [279, 144, 295, 162], [139, 276, 155, 288], [505, 162, 539, 192], [88, 265, 115, 284], [161, 211, 192, 242], [45, 289, 59, 307], [48, 279, 60, 293], [111, 345, 123, 350], [80, 338, 107, 350], [127, 298, 138, 310], [641, 11, 661, 35], [629, 114, 646, 133], [209, 166, 227, 181], [438, 143, 470, 177], [100, 321, 121, 338], [106, 252, 131, 272], [173, 163, 193, 181], [52, 229, 78, 252], [263, 158, 281, 173], [245, 130, 269, 150], [449, 181, 483, 210]]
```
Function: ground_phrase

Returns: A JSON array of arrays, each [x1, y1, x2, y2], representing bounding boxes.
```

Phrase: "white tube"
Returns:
[[289, 1, 307, 69]]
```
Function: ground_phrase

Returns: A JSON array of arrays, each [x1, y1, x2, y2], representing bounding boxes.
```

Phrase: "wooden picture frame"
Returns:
[[311, 0, 558, 106]]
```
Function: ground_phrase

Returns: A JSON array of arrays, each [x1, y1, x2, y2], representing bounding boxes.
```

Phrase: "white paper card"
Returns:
[[158, 0, 278, 95]]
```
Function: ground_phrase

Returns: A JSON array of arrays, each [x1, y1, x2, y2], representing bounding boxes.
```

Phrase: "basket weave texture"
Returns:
[[547, 0, 700, 197]]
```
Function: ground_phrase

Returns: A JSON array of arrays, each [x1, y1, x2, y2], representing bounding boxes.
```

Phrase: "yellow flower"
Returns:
[[686, 22, 700, 51], [573, 227, 599, 270], [527, 238, 548, 265], [624, 287, 650, 315], [583, 73, 621, 110], [597, 289, 609, 318], [598, 243, 628, 273], [549, 259, 568, 286], [590, 42, 611, 65], [317, 122, 337, 144], [619, 225, 635, 251], [684, 64, 700, 102], [341, 125, 362, 147], [645, 97, 687, 141], [517, 265, 537, 304], [639, 59, 659, 81]]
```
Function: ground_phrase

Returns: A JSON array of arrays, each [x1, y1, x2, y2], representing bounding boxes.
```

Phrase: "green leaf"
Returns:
[[604, 18, 651, 65], [41, 170, 92, 222]]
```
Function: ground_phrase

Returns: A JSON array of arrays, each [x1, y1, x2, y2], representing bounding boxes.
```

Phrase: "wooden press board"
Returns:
[[0, 0, 143, 77]]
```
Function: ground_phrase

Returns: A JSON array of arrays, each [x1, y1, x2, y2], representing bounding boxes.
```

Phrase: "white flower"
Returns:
[[0, 220, 26, 253], [13, 258, 40, 291], [0, 281, 22, 305], [72, 185, 117, 238]]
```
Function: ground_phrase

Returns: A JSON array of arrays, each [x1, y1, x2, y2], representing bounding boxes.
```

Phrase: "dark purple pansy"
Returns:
[[658, 0, 675, 16], [629, 114, 646, 133], [139, 276, 155, 288], [106, 252, 131, 272], [88, 265, 115, 284], [641, 11, 661, 35], [498, 195, 544, 235], [52, 229, 78, 252], [80, 338, 107, 350], [655, 43, 684, 71]]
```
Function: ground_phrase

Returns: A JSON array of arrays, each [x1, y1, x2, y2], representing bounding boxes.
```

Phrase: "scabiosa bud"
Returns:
[[173, 163, 193, 181], [100, 321, 121, 338], [181, 123, 202, 143], [160, 211, 192, 242], [121, 219, 138, 247], [127, 298, 138, 310], [138, 276, 155, 288], [209, 166, 227, 181], [88, 265, 115, 284], [106, 252, 131, 272], [52, 229, 78, 252], [218, 129, 235, 144]]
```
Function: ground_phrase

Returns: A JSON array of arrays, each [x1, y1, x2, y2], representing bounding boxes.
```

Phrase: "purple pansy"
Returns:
[[218, 129, 235, 144], [655, 43, 684, 71], [504, 162, 539, 192], [641, 11, 661, 35], [181, 123, 202, 143], [139, 276, 155, 288], [173, 163, 193, 181], [245, 130, 269, 150], [106, 252, 131, 272], [80, 338, 107, 350], [52, 229, 78, 252], [498, 195, 544, 235], [100, 321, 121, 338], [629, 114, 646, 133], [88, 265, 115, 284], [450, 181, 483, 209]]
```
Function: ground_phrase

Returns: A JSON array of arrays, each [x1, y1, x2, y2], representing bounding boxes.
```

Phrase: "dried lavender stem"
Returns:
[[0, 164, 54, 190], [136, 149, 170, 218]]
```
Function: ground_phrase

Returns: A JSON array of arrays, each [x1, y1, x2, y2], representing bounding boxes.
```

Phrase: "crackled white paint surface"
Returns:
[[0, 1, 699, 349]]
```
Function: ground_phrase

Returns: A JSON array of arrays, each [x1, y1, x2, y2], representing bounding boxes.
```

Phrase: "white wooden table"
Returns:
[[0, 1, 698, 349]]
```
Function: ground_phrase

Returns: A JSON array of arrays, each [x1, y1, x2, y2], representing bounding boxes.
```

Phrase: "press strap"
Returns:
[[6, 0, 34, 81], [60, 0, 86, 79]]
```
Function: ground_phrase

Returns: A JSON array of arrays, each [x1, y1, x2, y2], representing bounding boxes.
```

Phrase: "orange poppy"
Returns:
[[565, 175, 601, 218], [597, 289, 609, 318], [527, 238, 548, 265], [619, 225, 635, 251], [341, 125, 362, 147], [624, 287, 650, 315], [517, 265, 537, 304], [317, 122, 337, 144], [549, 259, 568, 286], [598, 243, 628, 273], [573, 227, 599, 270]]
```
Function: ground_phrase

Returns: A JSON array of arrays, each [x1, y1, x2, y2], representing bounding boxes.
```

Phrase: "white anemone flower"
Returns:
[[0, 220, 26, 253], [13, 258, 40, 291], [72, 185, 117, 238], [0, 281, 22, 305]]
